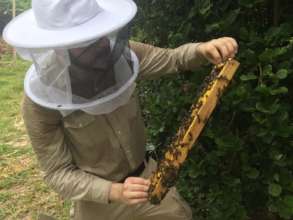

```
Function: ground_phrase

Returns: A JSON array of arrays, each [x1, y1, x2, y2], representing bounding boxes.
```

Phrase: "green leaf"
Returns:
[[283, 196, 293, 208], [274, 174, 280, 182], [263, 64, 274, 77], [241, 48, 257, 62], [275, 154, 284, 160], [246, 168, 260, 179], [199, 0, 212, 16], [240, 74, 258, 81], [205, 23, 220, 33], [276, 69, 288, 79], [269, 183, 282, 197], [270, 87, 288, 95], [252, 113, 267, 124], [256, 102, 280, 114], [273, 47, 287, 58], [255, 84, 271, 95], [259, 48, 273, 62]]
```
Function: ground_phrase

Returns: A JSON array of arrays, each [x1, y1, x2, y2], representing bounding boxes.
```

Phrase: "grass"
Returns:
[[0, 53, 70, 220]]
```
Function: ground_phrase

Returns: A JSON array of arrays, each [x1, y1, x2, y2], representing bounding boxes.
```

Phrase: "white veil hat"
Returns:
[[3, 0, 137, 50]]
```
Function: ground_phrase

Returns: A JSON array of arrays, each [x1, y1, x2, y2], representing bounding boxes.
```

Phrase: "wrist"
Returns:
[[109, 182, 123, 203], [195, 42, 209, 65], [195, 42, 204, 58]]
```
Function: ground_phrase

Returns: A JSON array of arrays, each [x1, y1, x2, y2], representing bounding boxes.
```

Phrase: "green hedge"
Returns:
[[134, 0, 293, 219]]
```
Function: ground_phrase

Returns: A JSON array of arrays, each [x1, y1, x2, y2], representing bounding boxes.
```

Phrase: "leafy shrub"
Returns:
[[134, 0, 293, 219]]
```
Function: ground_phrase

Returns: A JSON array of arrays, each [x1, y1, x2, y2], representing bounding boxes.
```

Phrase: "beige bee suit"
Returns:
[[22, 41, 205, 220]]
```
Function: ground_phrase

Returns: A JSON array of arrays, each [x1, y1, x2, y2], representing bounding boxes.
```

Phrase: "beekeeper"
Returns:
[[3, 0, 238, 219]]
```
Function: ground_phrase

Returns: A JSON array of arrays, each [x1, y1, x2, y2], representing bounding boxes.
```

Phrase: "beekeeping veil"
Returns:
[[3, 0, 138, 115]]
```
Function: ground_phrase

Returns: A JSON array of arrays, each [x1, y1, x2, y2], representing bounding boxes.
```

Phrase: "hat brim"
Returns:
[[3, 0, 137, 49]]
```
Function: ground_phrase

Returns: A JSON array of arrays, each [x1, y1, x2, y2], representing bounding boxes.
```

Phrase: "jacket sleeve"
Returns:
[[21, 95, 112, 204], [130, 41, 207, 80]]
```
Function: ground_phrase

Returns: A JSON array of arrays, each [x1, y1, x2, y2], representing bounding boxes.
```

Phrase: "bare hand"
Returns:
[[197, 37, 238, 64], [110, 177, 150, 205]]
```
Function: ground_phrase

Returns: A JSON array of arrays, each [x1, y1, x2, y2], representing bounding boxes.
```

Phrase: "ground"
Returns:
[[0, 53, 70, 219]]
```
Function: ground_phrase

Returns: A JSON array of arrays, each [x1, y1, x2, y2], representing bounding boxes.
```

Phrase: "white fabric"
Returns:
[[16, 39, 99, 61], [24, 50, 139, 115], [3, 0, 137, 49], [32, 0, 103, 30]]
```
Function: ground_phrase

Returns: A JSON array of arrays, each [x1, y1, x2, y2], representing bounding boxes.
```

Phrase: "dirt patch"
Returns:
[[0, 38, 12, 57], [14, 115, 26, 132], [0, 155, 33, 180], [6, 136, 29, 148]]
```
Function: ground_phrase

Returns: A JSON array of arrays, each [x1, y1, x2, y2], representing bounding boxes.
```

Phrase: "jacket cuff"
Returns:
[[89, 178, 112, 204], [175, 42, 208, 71]]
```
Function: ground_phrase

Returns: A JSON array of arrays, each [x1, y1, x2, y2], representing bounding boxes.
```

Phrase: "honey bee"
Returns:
[[217, 75, 229, 83], [188, 132, 193, 141]]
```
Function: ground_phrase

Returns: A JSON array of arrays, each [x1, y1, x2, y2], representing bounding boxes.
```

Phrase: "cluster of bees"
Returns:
[[148, 63, 227, 204]]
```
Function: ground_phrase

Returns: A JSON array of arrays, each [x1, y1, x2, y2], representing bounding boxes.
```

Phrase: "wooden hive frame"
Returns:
[[148, 59, 240, 204]]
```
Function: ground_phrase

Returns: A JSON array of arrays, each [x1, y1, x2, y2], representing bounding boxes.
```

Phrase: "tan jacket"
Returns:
[[22, 41, 205, 205]]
